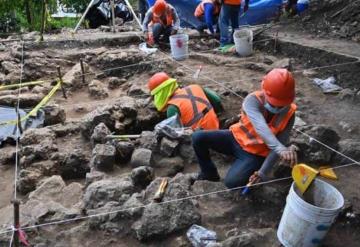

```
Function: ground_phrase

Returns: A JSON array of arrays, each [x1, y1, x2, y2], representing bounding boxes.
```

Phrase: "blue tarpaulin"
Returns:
[[147, 0, 282, 29], [0, 106, 44, 145]]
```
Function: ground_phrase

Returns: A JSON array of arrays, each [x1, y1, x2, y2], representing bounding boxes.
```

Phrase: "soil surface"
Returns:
[[0, 24, 359, 246]]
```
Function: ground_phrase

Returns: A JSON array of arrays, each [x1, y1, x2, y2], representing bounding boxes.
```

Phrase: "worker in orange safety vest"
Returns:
[[142, 0, 180, 46], [192, 68, 298, 188], [148, 72, 222, 130], [194, 0, 221, 35]]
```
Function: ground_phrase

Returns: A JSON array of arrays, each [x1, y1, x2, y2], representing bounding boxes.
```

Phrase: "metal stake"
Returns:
[[12, 199, 20, 247], [57, 66, 67, 99], [111, 0, 116, 33]]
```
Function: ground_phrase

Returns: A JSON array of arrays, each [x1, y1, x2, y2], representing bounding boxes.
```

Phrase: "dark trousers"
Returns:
[[192, 130, 265, 188], [138, 0, 149, 23], [152, 23, 172, 43], [219, 4, 240, 46]]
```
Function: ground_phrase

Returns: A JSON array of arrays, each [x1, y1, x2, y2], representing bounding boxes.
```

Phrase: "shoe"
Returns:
[[194, 172, 220, 182]]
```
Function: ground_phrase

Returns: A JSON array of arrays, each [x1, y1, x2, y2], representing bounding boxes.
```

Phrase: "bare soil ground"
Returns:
[[0, 27, 359, 246]]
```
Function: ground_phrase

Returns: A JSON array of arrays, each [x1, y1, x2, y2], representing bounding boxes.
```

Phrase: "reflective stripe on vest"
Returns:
[[194, 0, 220, 17], [167, 84, 219, 130], [151, 6, 173, 27], [170, 87, 213, 127], [230, 91, 297, 157]]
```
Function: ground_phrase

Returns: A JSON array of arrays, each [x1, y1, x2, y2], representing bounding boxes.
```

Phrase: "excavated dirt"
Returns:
[[0, 28, 360, 246]]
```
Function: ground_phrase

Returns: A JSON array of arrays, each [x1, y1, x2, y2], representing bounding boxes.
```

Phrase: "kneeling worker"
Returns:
[[192, 69, 298, 187], [142, 0, 180, 46], [148, 72, 222, 130], [194, 0, 221, 35]]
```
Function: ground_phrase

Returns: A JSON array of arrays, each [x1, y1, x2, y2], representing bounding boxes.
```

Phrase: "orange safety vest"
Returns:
[[167, 84, 219, 130], [194, 0, 220, 18], [230, 91, 296, 157], [224, 0, 241, 5], [151, 6, 174, 27]]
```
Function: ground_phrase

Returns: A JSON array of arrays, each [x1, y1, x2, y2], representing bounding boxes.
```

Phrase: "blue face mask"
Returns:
[[264, 102, 285, 114]]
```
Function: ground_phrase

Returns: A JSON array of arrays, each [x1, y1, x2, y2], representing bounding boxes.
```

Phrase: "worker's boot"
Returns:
[[194, 172, 220, 182]]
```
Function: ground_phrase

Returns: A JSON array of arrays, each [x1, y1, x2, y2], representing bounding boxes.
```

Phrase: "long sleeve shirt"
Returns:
[[242, 94, 295, 179], [142, 4, 180, 32]]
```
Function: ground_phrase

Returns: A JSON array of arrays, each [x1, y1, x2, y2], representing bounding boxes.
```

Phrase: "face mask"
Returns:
[[264, 102, 285, 114]]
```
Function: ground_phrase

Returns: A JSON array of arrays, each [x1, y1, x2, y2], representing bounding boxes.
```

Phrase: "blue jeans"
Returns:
[[152, 23, 173, 43], [219, 4, 240, 46], [192, 130, 265, 188]]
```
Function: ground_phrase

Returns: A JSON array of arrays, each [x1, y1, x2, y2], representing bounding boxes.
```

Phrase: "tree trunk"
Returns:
[[24, 0, 33, 31]]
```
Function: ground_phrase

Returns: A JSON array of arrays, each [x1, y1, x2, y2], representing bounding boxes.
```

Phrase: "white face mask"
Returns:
[[264, 102, 286, 114]]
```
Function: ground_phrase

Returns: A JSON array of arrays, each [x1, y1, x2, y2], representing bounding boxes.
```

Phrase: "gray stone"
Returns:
[[153, 156, 185, 177], [112, 140, 135, 164], [43, 104, 66, 126], [270, 58, 292, 71], [335, 139, 360, 164], [139, 131, 158, 150], [160, 137, 180, 157], [292, 125, 340, 164], [83, 178, 136, 209], [48, 121, 82, 138], [170, 173, 194, 190], [128, 84, 147, 97], [62, 62, 91, 89], [132, 178, 201, 240], [91, 122, 111, 146], [91, 144, 116, 171], [192, 181, 232, 200], [29, 175, 83, 209], [81, 106, 115, 139], [107, 77, 127, 89], [85, 170, 106, 186], [131, 166, 154, 188], [54, 149, 90, 179], [88, 80, 109, 99], [179, 144, 197, 163], [131, 148, 153, 168], [20, 127, 56, 146], [17, 168, 43, 194]]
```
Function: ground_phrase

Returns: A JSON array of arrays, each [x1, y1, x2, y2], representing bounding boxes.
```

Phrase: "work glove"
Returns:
[[279, 144, 298, 167]]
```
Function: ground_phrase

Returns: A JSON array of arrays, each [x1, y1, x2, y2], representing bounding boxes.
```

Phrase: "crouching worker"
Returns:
[[142, 0, 180, 46], [148, 72, 222, 130], [192, 68, 298, 187], [194, 0, 221, 35]]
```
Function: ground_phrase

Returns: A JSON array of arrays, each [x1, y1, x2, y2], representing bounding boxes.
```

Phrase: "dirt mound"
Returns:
[[290, 0, 360, 42]]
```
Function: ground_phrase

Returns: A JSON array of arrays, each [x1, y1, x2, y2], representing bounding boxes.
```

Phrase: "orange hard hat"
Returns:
[[261, 68, 295, 107], [153, 0, 167, 17], [148, 72, 170, 91]]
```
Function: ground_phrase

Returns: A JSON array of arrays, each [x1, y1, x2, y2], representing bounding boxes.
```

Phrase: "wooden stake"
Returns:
[[110, 0, 116, 33], [80, 58, 86, 85], [57, 66, 67, 99], [12, 199, 20, 247]]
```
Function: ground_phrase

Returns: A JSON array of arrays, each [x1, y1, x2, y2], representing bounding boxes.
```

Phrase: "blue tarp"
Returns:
[[147, 0, 282, 29]]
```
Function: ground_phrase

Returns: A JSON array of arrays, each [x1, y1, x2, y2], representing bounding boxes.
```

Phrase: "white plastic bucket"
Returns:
[[277, 179, 344, 247], [233, 29, 253, 57], [169, 34, 189, 61]]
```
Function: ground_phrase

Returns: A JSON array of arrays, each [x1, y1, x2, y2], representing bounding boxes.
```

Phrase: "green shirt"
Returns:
[[166, 87, 222, 118]]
